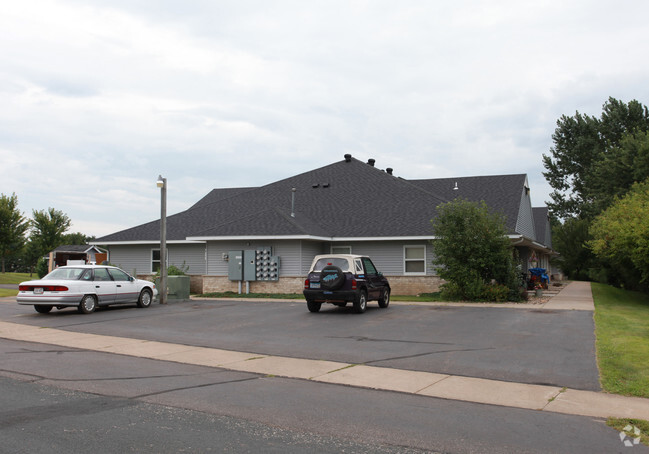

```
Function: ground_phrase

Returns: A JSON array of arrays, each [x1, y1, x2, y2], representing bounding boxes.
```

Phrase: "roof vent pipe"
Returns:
[[344, 154, 352, 162], [367, 158, 375, 167], [386, 168, 393, 175], [291, 188, 296, 217], [453, 182, 459, 191]]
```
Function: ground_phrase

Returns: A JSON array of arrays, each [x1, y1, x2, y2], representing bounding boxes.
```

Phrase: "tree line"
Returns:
[[0, 193, 93, 274], [543, 96, 649, 290]]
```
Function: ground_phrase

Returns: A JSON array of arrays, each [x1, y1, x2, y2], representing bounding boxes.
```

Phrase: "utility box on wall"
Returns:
[[243, 249, 257, 281], [228, 250, 243, 281], [228, 248, 280, 282]]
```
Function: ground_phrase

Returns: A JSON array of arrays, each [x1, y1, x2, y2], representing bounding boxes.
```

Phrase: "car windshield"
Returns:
[[43, 268, 87, 280], [313, 258, 350, 272]]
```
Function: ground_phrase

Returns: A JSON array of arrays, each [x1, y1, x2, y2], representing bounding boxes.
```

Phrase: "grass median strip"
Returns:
[[592, 282, 649, 398]]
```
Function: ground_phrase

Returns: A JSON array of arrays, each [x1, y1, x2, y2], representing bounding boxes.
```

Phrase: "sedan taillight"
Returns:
[[19, 285, 69, 292]]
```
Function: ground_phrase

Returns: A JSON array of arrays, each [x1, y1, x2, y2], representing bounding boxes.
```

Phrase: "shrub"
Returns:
[[36, 257, 49, 278], [431, 198, 522, 301], [480, 283, 511, 302]]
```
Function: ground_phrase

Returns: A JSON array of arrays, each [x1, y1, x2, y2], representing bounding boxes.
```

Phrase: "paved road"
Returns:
[[1, 298, 601, 390], [0, 337, 640, 454]]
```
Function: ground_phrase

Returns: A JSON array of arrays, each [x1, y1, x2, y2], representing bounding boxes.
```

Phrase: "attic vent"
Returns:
[[453, 182, 459, 191], [344, 154, 352, 162], [367, 158, 375, 167], [312, 183, 320, 188], [386, 168, 393, 175], [322, 183, 330, 188]]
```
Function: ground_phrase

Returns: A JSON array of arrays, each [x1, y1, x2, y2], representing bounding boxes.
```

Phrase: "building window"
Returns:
[[404, 245, 426, 275], [151, 249, 168, 273], [331, 245, 351, 254]]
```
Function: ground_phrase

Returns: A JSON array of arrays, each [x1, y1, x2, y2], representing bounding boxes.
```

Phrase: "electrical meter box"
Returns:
[[228, 250, 243, 281], [243, 249, 257, 281], [255, 247, 280, 281]]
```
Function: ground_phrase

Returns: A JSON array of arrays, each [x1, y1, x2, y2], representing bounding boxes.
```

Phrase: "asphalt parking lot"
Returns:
[[0, 297, 601, 391]]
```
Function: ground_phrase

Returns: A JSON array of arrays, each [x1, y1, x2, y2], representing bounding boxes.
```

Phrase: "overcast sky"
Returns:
[[2, 0, 648, 238]]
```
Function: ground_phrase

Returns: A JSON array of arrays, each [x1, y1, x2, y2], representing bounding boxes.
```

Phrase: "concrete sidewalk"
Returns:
[[0, 281, 646, 421]]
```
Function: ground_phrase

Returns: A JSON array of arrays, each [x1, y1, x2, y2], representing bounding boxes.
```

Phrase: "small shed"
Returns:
[[50, 245, 107, 268]]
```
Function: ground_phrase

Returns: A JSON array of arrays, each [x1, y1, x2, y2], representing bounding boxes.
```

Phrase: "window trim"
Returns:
[[151, 248, 168, 273], [330, 245, 352, 254], [404, 244, 426, 275]]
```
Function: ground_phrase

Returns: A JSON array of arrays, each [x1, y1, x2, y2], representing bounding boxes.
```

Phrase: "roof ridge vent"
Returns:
[[344, 154, 352, 162]]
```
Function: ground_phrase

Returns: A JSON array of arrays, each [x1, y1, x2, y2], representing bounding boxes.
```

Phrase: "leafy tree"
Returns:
[[430, 198, 521, 301], [543, 97, 649, 219], [62, 232, 95, 245], [590, 130, 649, 213], [22, 239, 43, 276], [550, 217, 596, 281], [589, 180, 649, 290], [30, 208, 71, 261], [0, 193, 29, 273]]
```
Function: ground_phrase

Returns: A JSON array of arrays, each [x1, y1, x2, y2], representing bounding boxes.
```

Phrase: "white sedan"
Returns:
[[17, 265, 158, 314]]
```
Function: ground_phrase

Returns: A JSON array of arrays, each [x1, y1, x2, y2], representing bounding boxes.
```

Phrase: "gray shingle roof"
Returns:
[[408, 174, 528, 233], [96, 158, 535, 243]]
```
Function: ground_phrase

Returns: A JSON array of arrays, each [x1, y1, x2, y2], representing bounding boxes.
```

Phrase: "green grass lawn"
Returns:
[[0, 272, 31, 297], [592, 282, 649, 398], [0, 272, 31, 285]]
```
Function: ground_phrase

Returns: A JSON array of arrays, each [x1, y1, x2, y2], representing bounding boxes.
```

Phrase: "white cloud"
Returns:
[[1, 0, 649, 237]]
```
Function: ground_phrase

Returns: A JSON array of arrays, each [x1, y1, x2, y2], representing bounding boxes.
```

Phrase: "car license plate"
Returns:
[[310, 282, 320, 289], [34, 288, 44, 294]]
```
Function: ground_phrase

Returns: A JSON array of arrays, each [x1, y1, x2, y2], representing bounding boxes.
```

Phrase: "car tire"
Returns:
[[378, 288, 390, 308], [34, 305, 53, 314], [306, 299, 321, 313], [137, 289, 152, 308], [78, 295, 97, 314], [320, 265, 345, 290], [353, 290, 367, 314]]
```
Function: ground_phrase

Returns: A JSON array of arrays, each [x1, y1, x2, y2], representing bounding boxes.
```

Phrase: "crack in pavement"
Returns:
[[326, 336, 454, 345], [0, 367, 234, 383], [131, 376, 261, 399], [364, 347, 497, 365]]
